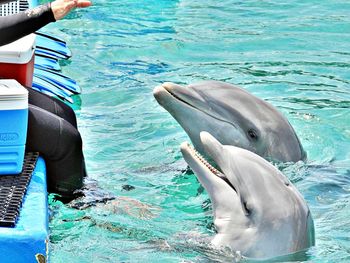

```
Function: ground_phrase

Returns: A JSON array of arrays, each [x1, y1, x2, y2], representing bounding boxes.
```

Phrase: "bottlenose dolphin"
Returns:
[[180, 131, 315, 259], [153, 80, 306, 163]]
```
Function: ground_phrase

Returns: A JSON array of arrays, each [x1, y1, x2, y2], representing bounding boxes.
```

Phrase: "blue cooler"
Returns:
[[0, 79, 28, 175]]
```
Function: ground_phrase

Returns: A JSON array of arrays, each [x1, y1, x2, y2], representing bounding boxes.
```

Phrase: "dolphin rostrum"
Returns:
[[153, 80, 306, 163], [180, 131, 315, 259]]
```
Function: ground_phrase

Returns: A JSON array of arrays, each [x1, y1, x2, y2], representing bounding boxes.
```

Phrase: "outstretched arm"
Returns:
[[0, 0, 91, 46]]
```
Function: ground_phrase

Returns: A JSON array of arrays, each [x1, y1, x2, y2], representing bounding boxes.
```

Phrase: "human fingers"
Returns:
[[76, 0, 91, 8], [51, 0, 91, 20]]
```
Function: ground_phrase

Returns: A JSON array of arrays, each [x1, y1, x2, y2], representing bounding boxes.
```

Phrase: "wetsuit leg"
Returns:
[[26, 104, 84, 200], [26, 87, 77, 128]]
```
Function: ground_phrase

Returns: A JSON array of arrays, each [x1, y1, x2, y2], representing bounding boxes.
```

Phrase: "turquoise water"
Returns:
[[44, 0, 350, 262]]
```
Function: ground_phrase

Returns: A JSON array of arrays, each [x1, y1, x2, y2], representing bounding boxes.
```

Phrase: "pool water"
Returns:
[[44, 0, 350, 262]]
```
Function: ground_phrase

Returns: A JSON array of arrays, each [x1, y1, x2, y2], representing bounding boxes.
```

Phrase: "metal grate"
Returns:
[[0, 152, 39, 227], [0, 0, 29, 16]]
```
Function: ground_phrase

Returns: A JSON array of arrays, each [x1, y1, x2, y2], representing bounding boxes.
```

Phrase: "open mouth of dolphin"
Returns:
[[181, 141, 236, 192]]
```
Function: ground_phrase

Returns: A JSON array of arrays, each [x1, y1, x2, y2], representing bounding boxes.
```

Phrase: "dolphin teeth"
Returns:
[[187, 143, 222, 176]]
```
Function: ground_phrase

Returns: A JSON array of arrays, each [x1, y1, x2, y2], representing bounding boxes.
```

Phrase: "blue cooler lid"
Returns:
[[0, 79, 28, 110]]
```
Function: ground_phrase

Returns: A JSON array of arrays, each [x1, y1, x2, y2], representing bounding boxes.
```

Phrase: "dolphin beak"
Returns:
[[153, 84, 170, 106], [199, 131, 239, 190], [180, 141, 230, 194], [154, 82, 204, 108], [200, 132, 225, 167], [153, 85, 165, 97], [161, 82, 183, 92], [153, 82, 173, 96], [153, 82, 182, 105], [153, 82, 181, 97]]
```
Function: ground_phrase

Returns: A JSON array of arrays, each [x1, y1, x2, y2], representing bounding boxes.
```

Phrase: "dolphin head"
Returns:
[[180, 131, 314, 259], [154, 80, 306, 163]]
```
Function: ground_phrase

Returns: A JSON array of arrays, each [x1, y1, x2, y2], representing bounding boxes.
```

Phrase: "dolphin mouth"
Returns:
[[182, 142, 236, 192], [155, 83, 199, 110], [158, 84, 196, 109], [156, 83, 238, 130]]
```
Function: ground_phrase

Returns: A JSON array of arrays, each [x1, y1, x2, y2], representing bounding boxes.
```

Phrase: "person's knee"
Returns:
[[56, 121, 82, 158], [54, 100, 78, 127], [66, 124, 82, 148]]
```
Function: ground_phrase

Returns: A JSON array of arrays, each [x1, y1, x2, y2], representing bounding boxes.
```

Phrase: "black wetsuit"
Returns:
[[0, 4, 86, 200], [0, 4, 55, 46]]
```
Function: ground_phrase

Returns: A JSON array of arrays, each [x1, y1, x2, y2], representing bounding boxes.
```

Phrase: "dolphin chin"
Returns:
[[180, 131, 315, 259], [154, 80, 306, 163]]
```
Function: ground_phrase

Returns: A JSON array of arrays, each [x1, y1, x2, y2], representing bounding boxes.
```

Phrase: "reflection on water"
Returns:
[[44, 0, 350, 262]]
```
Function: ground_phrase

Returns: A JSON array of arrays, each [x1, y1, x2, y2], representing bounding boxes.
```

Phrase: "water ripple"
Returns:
[[46, 0, 350, 262]]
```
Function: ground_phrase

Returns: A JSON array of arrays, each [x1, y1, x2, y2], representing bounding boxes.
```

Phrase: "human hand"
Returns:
[[51, 0, 91, 21]]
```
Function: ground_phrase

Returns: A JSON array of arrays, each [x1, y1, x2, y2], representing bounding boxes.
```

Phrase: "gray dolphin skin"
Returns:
[[153, 80, 306, 163], [180, 131, 315, 259]]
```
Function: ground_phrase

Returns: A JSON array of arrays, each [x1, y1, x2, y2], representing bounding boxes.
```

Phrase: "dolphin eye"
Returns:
[[247, 129, 258, 141]]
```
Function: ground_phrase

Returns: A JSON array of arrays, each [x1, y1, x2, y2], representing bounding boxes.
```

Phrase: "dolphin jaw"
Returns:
[[155, 83, 237, 130], [153, 85, 165, 97], [159, 83, 200, 109], [153, 83, 199, 116], [181, 142, 223, 177]]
